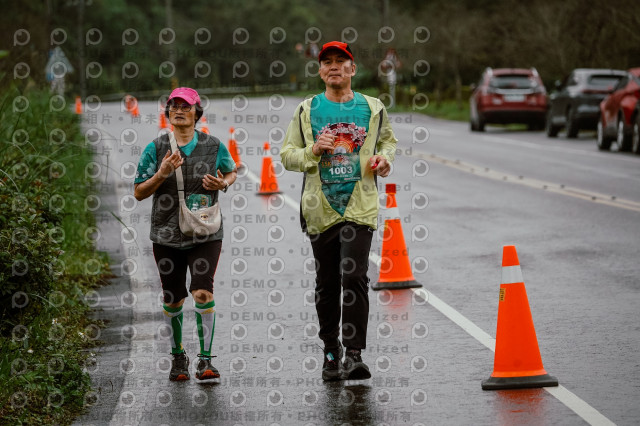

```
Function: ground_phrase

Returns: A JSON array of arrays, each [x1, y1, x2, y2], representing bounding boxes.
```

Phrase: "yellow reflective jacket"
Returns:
[[281, 94, 397, 235]]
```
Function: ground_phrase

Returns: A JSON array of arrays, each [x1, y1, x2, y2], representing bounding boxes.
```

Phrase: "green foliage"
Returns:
[[0, 85, 109, 424], [424, 99, 471, 122], [3, 0, 637, 99]]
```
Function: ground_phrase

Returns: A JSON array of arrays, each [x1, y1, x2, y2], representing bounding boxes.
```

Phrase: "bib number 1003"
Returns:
[[328, 165, 353, 175]]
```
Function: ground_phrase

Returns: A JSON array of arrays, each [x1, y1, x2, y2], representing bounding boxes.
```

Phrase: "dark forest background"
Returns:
[[1, 0, 638, 103]]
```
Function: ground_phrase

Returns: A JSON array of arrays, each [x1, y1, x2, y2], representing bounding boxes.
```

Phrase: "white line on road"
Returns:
[[427, 128, 454, 137], [414, 151, 640, 213], [480, 134, 639, 164]]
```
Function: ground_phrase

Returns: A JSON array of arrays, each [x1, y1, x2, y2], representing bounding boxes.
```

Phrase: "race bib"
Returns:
[[319, 152, 361, 184]]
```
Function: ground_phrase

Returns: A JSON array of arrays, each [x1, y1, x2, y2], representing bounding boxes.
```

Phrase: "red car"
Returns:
[[597, 67, 640, 153], [470, 67, 547, 131]]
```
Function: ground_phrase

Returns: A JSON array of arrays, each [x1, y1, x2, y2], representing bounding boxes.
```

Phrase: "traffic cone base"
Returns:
[[482, 245, 558, 391], [257, 186, 281, 195], [481, 373, 558, 391], [372, 279, 421, 291]]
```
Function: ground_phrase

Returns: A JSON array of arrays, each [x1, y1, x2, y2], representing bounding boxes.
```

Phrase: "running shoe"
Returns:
[[195, 354, 220, 381], [342, 349, 371, 380], [169, 352, 190, 381], [322, 345, 343, 381]]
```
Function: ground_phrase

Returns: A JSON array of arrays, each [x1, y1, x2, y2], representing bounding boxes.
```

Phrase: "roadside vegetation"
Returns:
[[3, 0, 637, 101], [0, 83, 110, 425]]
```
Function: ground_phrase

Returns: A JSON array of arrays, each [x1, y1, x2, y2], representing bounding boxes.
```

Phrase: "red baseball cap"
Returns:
[[318, 41, 354, 62], [167, 87, 201, 105]]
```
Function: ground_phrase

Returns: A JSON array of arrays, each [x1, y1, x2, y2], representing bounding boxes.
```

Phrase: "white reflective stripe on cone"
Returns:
[[380, 207, 400, 222], [501, 265, 523, 284]]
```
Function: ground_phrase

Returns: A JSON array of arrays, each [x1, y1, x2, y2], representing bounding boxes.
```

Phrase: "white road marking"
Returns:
[[480, 134, 639, 164], [427, 128, 454, 136], [544, 386, 616, 426], [414, 151, 640, 213]]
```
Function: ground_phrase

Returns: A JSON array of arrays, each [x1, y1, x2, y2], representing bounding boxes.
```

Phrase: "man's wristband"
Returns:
[[222, 180, 229, 193]]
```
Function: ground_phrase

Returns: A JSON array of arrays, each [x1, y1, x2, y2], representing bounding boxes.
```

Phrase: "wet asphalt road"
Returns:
[[75, 97, 640, 426]]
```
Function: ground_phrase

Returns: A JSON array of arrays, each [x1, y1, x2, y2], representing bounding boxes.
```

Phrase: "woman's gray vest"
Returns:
[[150, 130, 224, 247]]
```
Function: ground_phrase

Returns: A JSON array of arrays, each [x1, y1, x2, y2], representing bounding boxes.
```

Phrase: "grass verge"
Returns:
[[0, 84, 110, 425], [421, 99, 470, 122]]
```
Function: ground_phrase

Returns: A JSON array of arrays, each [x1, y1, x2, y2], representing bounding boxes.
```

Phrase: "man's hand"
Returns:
[[312, 132, 335, 156], [369, 155, 391, 177], [202, 170, 228, 191], [158, 150, 184, 178]]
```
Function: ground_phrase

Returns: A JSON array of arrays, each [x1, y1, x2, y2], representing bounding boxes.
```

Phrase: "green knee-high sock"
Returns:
[[194, 300, 216, 357], [163, 304, 184, 354]]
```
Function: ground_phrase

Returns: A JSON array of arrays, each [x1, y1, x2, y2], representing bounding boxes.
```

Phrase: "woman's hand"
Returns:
[[202, 170, 229, 191], [158, 150, 184, 178]]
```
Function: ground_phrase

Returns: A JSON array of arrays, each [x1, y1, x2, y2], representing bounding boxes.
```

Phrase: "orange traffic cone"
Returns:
[[200, 115, 210, 134], [128, 96, 139, 118], [228, 127, 242, 168], [124, 95, 134, 114], [256, 142, 281, 195], [482, 245, 558, 390], [372, 184, 422, 290], [75, 96, 82, 114], [159, 110, 168, 129]]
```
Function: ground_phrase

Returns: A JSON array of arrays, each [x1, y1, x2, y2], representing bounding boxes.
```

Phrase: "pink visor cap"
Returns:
[[168, 87, 201, 105]]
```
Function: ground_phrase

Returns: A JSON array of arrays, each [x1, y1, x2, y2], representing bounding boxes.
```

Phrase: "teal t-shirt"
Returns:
[[135, 132, 236, 184], [310, 92, 371, 216]]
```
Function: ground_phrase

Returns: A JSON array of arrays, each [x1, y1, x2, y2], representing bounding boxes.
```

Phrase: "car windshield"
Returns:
[[588, 75, 623, 87], [490, 75, 536, 89]]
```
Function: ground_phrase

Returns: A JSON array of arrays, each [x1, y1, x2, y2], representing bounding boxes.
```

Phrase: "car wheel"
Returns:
[[632, 114, 640, 154], [477, 115, 485, 132], [616, 116, 632, 152], [596, 120, 612, 151], [546, 110, 560, 137], [566, 108, 579, 138], [470, 116, 478, 131]]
